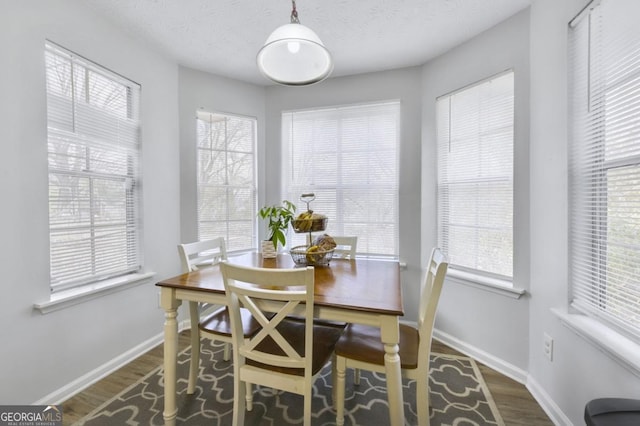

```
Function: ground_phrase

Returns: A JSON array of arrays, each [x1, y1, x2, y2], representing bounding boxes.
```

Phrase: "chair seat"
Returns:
[[247, 319, 344, 376], [286, 314, 347, 329], [335, 323, 419, 369], [199, 307, 262, 337], [335, 248, 448, 426], [585, 398, 640, 426]]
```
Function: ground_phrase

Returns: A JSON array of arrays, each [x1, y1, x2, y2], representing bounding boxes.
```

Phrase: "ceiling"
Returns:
[[83, 0, 533, 86]]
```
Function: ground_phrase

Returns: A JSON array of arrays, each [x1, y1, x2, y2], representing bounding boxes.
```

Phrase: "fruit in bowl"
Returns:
[[305, 245, 323, 263], [312, 234, 337, 251], [303, 235, 337, 264], [290, 235, 337, 266], [292, 210, 328, 233]]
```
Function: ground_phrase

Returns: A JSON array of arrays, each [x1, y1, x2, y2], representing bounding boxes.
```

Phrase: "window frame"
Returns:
[[45, 41, 143, 294], [281, 101, 400, 257], [436, 70, 515, 287], [568, 0, 640, 341], [195, 110, 258, 253]]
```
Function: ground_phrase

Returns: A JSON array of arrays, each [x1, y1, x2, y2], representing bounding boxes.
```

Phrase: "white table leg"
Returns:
[[161, 288, 181, 426], [380, 316, 404, 426]]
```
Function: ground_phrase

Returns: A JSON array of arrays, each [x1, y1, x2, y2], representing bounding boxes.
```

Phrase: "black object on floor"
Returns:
[[585, 398, 640, 426]]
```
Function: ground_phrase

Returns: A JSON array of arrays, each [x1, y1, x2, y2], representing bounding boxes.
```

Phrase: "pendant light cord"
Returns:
[[290, 0, 300, 24]]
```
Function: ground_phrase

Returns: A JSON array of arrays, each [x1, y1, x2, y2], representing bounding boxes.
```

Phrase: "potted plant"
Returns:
[[258, 200, 296, 257]]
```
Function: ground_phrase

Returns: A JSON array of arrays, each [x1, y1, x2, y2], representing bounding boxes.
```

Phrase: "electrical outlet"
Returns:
[[543, 333, 553, 361]]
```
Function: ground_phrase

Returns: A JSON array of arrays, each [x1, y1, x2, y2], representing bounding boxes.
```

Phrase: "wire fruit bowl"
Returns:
[[290, 245, 334, 266], [292, 217, 328, 233]]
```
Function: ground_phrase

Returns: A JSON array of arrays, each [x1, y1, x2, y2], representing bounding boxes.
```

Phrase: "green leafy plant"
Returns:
[[258, 200, 297, 249]]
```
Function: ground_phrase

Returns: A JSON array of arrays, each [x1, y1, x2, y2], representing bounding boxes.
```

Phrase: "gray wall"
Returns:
[[0, 0, 181, 404]]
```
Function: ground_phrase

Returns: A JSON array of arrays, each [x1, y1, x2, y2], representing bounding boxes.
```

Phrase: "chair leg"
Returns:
[[233, 379, 246, 426], [223, 342, 231, 361], [246, 383, 253, 411], [416, 369, 430, 426], [331, 354, 337, 403], [187, 301, 200, 394], [335, 356, 347, 426], [304, 385, 312, 426], [354, 368, 361, 385]]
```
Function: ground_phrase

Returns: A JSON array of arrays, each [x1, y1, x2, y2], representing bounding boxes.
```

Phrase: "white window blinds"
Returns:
[[282, 102, 400, 256], [437, 71, 514, 280], [196, 111, 257, 251], [569, 0, 640, 339], [45, 42, 142, 292]]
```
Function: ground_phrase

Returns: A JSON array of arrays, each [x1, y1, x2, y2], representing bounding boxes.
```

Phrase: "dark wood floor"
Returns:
[[62, 331, 553, 425]]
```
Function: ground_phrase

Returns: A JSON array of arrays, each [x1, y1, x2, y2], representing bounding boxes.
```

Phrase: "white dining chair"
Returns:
[[331, 236, 358, 260], [177, 237, 262, 395], [221, 261, 343, 426], [334, 247, 449, 426]]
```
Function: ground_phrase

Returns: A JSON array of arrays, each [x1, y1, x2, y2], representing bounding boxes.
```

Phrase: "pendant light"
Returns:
[[257, 0, 333, 86]]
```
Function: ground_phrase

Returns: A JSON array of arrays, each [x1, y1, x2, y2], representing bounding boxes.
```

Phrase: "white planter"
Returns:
[[261, 240, 277, 258]]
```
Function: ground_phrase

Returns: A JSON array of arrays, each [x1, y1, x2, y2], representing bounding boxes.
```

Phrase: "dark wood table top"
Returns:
[[156, 252, 403, 316]]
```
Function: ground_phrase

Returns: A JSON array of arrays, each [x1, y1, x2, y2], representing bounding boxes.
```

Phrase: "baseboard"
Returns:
[[526, 375, 573, 426], [432, 328, 572, 426], [432, 328, 528, 384], [35, 318, 192, 405]]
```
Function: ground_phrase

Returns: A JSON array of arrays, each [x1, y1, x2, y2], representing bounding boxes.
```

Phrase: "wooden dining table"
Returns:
[[156, 252, 404, 425]]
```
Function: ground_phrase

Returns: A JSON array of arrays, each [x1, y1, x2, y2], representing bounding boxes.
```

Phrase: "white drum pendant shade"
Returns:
[[257, 23, 333, 86]]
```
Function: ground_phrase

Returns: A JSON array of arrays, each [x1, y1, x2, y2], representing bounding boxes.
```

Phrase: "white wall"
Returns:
[[421, 9, 531, 374], [264, 68, 425, 320], [422, 3, 640, 425], [528, 0, 640, 424], [5, 1, 639, 422], [0, 0, 181, 404]]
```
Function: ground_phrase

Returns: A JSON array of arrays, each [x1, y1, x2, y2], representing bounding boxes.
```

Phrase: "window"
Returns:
[[196, 111, 257, 252], [569, 0, 640, 340], [437, 71, 514, 282], [282, 102, 400, 256], [45, 42, 142, 293]]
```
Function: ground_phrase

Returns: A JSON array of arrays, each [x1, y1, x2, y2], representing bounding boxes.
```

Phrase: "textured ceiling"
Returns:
[[83, 0, 532, 86]]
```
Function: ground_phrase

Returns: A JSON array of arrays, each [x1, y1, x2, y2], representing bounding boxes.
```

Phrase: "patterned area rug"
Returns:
[[75, 340, 504, 425]]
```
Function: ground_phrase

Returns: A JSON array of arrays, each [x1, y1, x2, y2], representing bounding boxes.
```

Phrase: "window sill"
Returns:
[[553, 307, 640, 377], [34, 272, 156, 314], [446, 269, 526, 299]]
